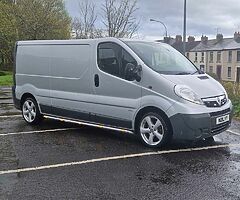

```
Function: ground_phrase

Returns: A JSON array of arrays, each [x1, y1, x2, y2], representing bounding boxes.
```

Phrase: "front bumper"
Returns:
[[169, 107, 233, 141]]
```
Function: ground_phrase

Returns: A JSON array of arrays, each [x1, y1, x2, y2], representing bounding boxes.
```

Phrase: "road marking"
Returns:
[[0, 115, 21, 119], [227, 130, 240, 136], [0, 128, 79, 136], [0, 143, 240, 175], [0, 102, 14, 105]]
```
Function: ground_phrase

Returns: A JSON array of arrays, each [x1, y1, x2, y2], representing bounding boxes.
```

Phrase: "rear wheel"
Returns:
[[22, 97, 43, 125], [136, 112, 172, 148]]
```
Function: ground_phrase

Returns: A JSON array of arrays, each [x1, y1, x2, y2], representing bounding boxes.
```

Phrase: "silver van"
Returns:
[[12, 38, 233, 148]]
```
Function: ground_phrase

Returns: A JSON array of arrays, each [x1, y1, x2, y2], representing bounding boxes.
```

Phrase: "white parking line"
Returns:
[[0, 115, 21, 119], [227, 130, 240, 136], [0, 143, 240, 175], [0, 128, 79, 136]]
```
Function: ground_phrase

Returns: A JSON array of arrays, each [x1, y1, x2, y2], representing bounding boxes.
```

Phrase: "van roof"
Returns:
[[17, 37, 162, 46], [17, 37, 118, 46]]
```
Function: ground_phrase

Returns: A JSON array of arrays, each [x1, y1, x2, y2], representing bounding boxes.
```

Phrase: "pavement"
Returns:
[[0, 87, 240, 200]]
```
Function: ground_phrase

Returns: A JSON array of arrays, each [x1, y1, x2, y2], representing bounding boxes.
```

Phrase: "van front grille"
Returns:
[[210, 108, 231, 117], [202, 95, 227, 108]]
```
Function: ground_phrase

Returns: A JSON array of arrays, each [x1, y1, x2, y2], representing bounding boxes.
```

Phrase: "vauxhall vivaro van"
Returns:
[[12, 38, 233, 148]]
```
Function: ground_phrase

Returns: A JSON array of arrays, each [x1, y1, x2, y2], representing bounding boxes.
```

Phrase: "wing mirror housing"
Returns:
[[125, 63, 142, 82]]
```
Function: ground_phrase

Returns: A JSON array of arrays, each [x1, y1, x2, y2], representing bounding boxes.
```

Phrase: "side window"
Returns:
[[98, 43, 121, 77], [121, 49, 137, 78]]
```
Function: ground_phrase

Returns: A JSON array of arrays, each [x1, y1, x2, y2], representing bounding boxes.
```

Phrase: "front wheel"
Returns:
[[203, 136, 215, 144], [136, 112, 172, 148], [22, 97, 43, 125]]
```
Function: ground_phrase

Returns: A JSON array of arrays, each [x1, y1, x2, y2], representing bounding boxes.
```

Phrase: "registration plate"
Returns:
[[216, 114, 229, 125]]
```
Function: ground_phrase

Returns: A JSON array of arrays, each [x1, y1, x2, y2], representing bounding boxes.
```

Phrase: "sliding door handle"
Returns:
[[94, 74, 99, 87]]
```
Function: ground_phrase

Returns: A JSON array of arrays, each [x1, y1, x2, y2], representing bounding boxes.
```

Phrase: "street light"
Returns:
[[183, 0, 187, 55], [150, 19, 168, 37]]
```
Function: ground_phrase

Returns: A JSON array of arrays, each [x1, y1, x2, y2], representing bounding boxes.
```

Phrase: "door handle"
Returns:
[[94, 74, 99, 87]]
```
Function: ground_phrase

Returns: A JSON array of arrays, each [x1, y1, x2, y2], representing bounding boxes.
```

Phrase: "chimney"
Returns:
[[175, 35, 182, 43], [164, 36, 171, 44], [216, 33, 223, 42], [188, 36, 195, 43], [201, 35, 208, 44], [234, 32, 240, 42]]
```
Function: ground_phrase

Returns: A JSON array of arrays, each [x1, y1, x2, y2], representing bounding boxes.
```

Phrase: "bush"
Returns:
[[0, 71, 6, 76], [222, 81, 240, 118], [233, 99, 240, 118], [0, 71, 12, 76]]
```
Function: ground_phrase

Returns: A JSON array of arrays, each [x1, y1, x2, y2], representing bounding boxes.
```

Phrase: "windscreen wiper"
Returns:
[[191, 70, 199, 75], [176, 72, 191, 75]]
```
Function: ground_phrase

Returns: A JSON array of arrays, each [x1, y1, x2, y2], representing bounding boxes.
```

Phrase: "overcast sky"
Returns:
[[65, 0, 240, 41]]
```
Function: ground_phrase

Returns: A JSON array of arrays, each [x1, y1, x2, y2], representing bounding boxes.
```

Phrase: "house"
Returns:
[[163, 33, 240, 82], [189, 32, 240, 82]]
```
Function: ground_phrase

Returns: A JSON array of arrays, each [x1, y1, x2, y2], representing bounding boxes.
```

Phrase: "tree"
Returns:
[[0, 2, 18, 69], [0, 0, 71, 70], [72, 0, 101, 39], [14, 0, 71, 40], [0, 0, 15, 3], [102, 0, 139, 38]]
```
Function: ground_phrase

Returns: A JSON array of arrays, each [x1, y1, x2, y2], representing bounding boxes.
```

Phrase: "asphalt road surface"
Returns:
[[1, 87, 240, 200]]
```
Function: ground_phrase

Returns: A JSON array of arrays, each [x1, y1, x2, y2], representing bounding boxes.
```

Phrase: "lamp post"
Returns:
[[183, 0, 187, 55], [150, 19, 168, 37]]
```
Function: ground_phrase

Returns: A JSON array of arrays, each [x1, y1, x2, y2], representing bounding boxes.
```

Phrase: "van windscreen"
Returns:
[[124, 41, 198, 75]]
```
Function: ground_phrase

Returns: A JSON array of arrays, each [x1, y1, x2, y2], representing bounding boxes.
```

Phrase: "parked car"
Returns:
[[12, 38, 233, 148]]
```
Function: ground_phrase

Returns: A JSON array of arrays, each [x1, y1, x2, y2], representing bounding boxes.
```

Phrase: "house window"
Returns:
[[209, 52, 213, 63], [201, 52, 204, 62], [195, 52, 198, 62], [228, 51, 232, 63], [217, 51, 221, 63], [227, 67, 231, 78], [237, 51, 240, 62], [209, 66, 213, 73]]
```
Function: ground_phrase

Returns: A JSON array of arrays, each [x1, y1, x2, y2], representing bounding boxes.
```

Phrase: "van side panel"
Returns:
[[16, 45, 51, 107], [49, 44, 92, 120]]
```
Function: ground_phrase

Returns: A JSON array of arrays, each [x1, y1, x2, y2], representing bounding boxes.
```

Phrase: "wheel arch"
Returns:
[[20, 93, 37, 108], [134, 106, 173, 134]]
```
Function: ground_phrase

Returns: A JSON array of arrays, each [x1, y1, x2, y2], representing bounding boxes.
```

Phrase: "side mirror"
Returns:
[[125, 63, 142, 82]]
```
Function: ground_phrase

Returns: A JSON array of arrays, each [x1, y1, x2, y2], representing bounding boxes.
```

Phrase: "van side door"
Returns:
[[49, 44, 92, 121], [91, 42, 142, 129]]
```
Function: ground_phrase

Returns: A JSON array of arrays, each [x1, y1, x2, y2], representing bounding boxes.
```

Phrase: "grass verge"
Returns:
[[0, 71, 13, 86]]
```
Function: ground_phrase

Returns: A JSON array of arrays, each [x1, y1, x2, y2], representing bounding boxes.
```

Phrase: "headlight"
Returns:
[[174, 85, 204, 105]]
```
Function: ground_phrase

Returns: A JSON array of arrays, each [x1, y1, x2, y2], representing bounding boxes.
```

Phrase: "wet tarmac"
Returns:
[[0, 87, 240, 199]]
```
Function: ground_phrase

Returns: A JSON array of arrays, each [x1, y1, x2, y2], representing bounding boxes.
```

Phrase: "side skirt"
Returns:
[[40, 104, 134, 133], [44, 115, 133, 134]]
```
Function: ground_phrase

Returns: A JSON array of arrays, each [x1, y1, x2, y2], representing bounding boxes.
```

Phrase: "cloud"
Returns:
[[65, 0, 240, 40]]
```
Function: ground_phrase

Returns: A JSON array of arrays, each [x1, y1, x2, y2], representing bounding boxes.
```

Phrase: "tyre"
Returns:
[[136, 112, 172, 148], [21, 97, 43, 125], [204, 136, 215, 144]]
